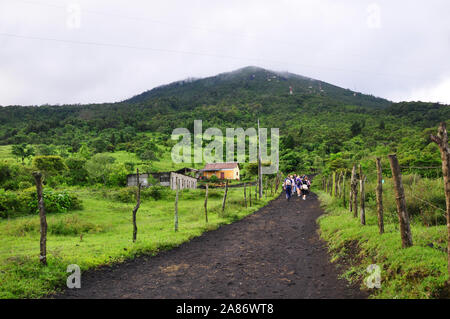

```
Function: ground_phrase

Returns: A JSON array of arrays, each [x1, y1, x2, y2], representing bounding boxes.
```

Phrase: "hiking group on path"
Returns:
[[283, 174, 311, 201]]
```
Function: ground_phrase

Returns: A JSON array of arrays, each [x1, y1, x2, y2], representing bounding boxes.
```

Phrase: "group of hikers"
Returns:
[[282, 174, 311, 201]]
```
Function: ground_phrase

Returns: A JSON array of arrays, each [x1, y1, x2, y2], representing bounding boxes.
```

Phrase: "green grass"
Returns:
[[316, 189, 448, 299], [0, 185, 277, 298], [0, 145, 16, 163]]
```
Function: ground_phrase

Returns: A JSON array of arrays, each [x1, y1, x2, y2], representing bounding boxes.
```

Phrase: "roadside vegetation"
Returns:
[[0, 184, 278, 298], [315, 174, 448, 299]]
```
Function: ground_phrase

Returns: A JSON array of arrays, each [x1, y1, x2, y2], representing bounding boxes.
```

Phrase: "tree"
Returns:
[[78, 143, 92, 159], [91, 138, 108, 153], [35, 144, 57, 156], [137, 149, 157, 161], [350, 122, 363, 137], [65, 157, 88, 185], [12, 144, 35, 164], [32, 156, 66, 179], [84, 154, 116, 185], [281, 134, 295, 149]]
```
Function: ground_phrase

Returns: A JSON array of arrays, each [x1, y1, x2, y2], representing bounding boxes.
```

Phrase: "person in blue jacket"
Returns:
[[283, 175, 293, 201], [295, 175, 303, 197]]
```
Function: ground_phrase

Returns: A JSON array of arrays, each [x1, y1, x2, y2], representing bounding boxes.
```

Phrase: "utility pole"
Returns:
[[258, 119, 263, 199]]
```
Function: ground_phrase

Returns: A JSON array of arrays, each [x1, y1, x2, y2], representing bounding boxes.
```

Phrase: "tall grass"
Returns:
[[315, 174, 448, 299], [0, 185, 278, 298]]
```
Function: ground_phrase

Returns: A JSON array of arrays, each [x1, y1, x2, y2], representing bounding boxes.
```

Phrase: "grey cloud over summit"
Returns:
[[0, 0, 449, 106]]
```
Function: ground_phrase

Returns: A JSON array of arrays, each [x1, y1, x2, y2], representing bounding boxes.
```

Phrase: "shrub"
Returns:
[[0, 163, 12, 185], [0, 162, 34, 191], [107, 164, 128, 187], [18, 181, 32, 190], [64, 157, 88, 185], [26, 189, 83, 215], [209, 175, 219, 183], [33, 156, 67, 176], [111, 187, 136, 203], [0, 189, 22, 218], [10, 215, 101, 236], [141, 185, 168, 201], [85, 154, 115, 185], [49, 216, 100, 235]]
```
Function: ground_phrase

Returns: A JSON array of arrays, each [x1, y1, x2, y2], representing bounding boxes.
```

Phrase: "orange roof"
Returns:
[[202, 162, 239, 171]]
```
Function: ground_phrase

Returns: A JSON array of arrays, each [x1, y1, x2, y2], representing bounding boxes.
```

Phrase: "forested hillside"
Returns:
[[1, 66, 449, 176]]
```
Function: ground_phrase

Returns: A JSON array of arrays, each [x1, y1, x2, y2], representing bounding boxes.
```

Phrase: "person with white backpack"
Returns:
[[283, 175, 293, 201], [301, 175, 310, 200]]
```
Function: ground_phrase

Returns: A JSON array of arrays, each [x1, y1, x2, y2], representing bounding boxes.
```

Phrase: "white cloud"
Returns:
[[390, 78, 450, 104], [0, 0, 449, 105]]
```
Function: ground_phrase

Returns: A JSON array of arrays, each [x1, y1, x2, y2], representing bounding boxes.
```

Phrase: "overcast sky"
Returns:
[[0, 0, 449, 106]]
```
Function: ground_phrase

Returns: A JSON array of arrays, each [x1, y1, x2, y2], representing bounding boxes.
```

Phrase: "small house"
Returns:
[[127, 171, 197, 190], [201, 162, 240, 180]]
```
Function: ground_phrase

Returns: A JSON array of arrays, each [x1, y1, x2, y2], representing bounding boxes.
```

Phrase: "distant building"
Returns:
[[127, 173, 151, 188], [127, 171, 197, 190], [201, 162, 240, 180], [174, 167, 200, 178]]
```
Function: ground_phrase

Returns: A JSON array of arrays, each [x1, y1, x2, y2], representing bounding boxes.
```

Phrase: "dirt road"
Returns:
[[56, 192, 367, 299]]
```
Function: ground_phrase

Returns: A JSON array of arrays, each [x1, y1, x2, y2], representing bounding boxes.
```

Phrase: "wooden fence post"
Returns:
[[331, 172, 336, 197], [174, 179, 179, 232], [33, 172, 47, 266], [244, 182, 247, 208], [132, 168, 141, 242], [360, 176, 366, 225], [376, 158, 385, 234], [265, 179, 267, 199], [388, 154, 413, 248], [337, 171, 342, 198], [221, 180, 229, 216], [430, 122, 450, 281], [342, 170, 347, 208], [359, 164, 365, 225], [336, 172, 340, 197], [204, 183, 209, 223], [350, 164, 358, 217], [275, 171, 280, 194], [329, 176, 333, 196]]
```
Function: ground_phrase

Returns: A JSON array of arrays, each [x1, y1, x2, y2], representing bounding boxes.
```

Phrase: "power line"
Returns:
[[6, 0, 445, 80], [0, 32, 269, 62], [0, 31, 429, 81]]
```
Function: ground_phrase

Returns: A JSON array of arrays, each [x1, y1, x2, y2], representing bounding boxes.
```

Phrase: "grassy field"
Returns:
[[0, 145, 15, 163], [0, 185, 278, 298], [316, 188, 448, 299]]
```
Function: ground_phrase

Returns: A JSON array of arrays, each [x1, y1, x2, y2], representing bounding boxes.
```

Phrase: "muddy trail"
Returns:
[[56, 192, 367, 299]]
